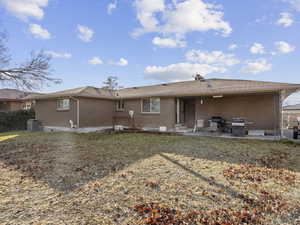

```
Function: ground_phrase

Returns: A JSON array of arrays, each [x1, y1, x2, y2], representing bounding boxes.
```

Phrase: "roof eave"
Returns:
[[34, 94, 116, 100], [117, 89, 285, 99]]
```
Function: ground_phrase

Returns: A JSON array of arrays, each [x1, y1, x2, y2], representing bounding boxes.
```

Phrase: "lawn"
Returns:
[[0, 132, 299, 225]]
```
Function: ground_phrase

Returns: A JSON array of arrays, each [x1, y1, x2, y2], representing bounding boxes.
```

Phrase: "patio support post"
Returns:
[[176, 98, 180, 124], [279, 90, 284, 137]]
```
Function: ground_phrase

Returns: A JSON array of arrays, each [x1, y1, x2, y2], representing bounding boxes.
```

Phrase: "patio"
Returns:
[[184, 130, 282, 141]]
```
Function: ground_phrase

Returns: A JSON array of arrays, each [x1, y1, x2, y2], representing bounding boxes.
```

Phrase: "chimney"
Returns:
[[194, 73, 204, 81]]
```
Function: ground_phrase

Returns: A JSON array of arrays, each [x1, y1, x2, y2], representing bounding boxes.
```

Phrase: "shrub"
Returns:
[[0, 109, 35, 132]]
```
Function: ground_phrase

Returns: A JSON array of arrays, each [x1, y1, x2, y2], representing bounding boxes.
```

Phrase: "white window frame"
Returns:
[[57, 99, 70, 111], [116, 100, 125, 112], [23, 102, 32, 110], [141, 97, 160, 114]]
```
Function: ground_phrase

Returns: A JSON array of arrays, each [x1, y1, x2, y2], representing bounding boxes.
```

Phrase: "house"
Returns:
[[0, 89, 40, 112], [283, 104, 300, 128], [30, 78, 300, 135]]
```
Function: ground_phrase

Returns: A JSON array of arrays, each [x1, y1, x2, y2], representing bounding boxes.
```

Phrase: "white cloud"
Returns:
[[277, 12, 294, 27], [145, 62, 227, 82], [133, 0, 232, 37], [275, 41, 295, 54], [288, 0, 300, 11], [250, 43, 265, 54], [111, 58, 128, 66], [240, 58, 272, 74], [29, 24, 51, 39], [228, 44, 238, 51], [107, 2, 117, 15], [77, 25, 94, 42], [88, 57, 103, 65], [0, 0, 48, 20], [255, 15, 267, 24], [152, 37, 186, 48], [185, 50, 240, 66], [45, 51, 72, 58], [134, 0, 165, 34]]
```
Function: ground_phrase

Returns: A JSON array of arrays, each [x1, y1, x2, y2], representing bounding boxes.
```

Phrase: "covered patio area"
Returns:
[[175, 92, 282, 137]]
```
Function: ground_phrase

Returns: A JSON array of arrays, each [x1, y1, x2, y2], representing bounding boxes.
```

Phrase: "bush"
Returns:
[[0, 109, 35, 133]]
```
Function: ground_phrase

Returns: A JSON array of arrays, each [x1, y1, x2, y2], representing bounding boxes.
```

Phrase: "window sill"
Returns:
[[141, 112, 160, 115], [116, 109, 125, 112], [56, 109, 70, 112]]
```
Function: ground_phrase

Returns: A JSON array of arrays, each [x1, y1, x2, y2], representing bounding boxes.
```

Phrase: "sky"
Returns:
[[0, 0, 300, 103]]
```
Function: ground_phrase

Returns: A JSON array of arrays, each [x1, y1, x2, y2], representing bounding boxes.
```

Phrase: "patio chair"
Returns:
[[193, 119, 204, 132]]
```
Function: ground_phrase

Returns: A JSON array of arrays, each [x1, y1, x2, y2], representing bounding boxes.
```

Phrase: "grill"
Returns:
[[232, 118, 245, 126], [231, 118, 246, 137]]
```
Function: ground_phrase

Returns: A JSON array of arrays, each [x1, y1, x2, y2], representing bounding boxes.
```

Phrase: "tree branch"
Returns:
[[0, 51, 61, 90], [0, 32, 61, 90]]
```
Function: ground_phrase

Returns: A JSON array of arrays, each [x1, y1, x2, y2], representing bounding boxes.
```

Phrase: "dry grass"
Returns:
[[0, 132, 300, 224]]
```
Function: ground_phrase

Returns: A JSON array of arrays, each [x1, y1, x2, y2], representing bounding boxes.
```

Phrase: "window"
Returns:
[[57, 99, 70, 110], [23, 102, 32, 110], [141, 97, 160, 113], [116, 100, 125, 111]]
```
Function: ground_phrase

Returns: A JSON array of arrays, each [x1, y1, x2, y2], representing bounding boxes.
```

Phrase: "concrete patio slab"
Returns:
[[184, 131, 281, 141], [43, 126, 113, 133]]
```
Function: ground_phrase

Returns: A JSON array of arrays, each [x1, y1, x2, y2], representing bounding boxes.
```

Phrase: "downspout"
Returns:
[[70, 97, 80, 128]]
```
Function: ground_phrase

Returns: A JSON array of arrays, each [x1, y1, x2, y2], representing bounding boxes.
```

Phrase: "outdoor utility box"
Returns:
[[27, 119, 42, 132], [209, 121, 218, 132]]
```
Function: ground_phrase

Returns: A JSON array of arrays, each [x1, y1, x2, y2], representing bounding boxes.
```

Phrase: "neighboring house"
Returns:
[[283, 104, 300, 128], [30, 78, 300, 135], [0, 89, 41, 112]]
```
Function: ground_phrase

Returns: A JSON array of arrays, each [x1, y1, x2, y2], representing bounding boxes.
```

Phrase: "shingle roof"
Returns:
[[31, 86, 115, 100], [116, 79, 300, 99], [0, 89, 41, 100], [29, 79, 300, 100], [283, 104, 300, 110]]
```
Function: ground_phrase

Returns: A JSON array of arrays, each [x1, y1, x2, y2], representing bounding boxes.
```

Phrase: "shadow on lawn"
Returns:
[[158, 153, 255, 204], [0, 132, 299, 192]]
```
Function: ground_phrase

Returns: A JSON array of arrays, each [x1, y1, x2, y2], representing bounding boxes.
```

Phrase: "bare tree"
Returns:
[[0, 32, 61, 90], [102, 76, 122, 91]]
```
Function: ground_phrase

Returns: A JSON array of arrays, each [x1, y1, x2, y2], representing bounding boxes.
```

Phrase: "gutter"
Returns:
[[70, 97, 80, 128]]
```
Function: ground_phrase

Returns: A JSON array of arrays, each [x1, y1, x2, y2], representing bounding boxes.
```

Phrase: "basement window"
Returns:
[[141, 97, 160, 113], [116, 100, 125, 111], [57, 99, 70, 111]]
